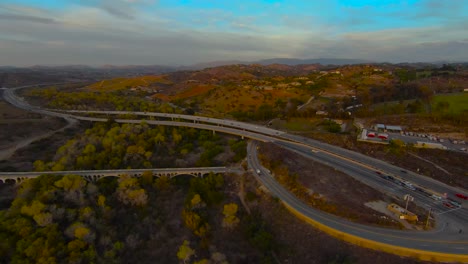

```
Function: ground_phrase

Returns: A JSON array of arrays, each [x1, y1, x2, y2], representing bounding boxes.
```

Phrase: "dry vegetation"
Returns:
[[86, 75, 171, 91], [257, 142, 434, 229], [306, 132, 468, 189], [0, 100, 66, 151]]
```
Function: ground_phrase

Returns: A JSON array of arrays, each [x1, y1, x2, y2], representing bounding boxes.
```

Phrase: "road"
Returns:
[[0, 166, 239, 183], [1, 85, 467, 260], [247, 141, 468, 257], [57, 109, 467, 200], [273, 141, 468, 230]]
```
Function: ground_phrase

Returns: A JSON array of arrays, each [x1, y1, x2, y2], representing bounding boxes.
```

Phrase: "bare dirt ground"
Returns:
[[0, 100, 67, 160], [258, 142, 432, 229], [0, 123, 87, 171], [307, 132, 468, 189]]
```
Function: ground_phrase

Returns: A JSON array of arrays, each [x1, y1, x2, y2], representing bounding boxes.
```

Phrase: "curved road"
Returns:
[[2, 85, 467, 260], [248, 141, 467, 255]]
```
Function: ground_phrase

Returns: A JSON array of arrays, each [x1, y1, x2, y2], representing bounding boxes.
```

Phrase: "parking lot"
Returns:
[[388, 132, 467, 152]]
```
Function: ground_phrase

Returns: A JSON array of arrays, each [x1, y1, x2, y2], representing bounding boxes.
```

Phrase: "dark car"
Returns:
[[455, 193, 468, 200]]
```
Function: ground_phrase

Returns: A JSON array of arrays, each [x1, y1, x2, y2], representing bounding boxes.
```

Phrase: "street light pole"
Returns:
[[404, 194, 413, 210], [425, 207, 432, 229]]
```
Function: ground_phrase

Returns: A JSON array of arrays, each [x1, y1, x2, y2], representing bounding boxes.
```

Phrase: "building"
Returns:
[[387, 203, 418, 221], [385, 125, 403, 133], [375, 124, 386, 132], [373, 124, 403, 133]]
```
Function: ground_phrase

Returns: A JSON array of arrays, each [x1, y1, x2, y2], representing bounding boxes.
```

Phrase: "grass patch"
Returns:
[[272, 118, 320, 131], [432, 93, 468, 114]]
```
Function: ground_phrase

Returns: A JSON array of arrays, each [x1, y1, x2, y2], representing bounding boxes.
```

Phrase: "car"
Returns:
[[455, 193, 468, 200], [447, 198, 461, 207], [382, 175, 391, 180], [443, 202, 455, 208], [375, 171, 382, 175], [400, 170, 407, 174]]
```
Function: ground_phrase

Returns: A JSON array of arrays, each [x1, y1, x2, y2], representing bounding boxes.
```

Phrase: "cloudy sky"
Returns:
[[1, 0, 467, 66]]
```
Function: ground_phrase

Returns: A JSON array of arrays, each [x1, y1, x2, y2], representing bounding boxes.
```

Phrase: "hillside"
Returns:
[[50, 63, 467, 123]]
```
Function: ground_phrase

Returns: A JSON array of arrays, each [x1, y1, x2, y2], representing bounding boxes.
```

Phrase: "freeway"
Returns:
[[2, 85, 468, 260], [59, 109, 285, 137], [247, 141, 468, 258], [274, 141, 468, 229], [58, 109, 468, 202], [279, 133, 468, 203]]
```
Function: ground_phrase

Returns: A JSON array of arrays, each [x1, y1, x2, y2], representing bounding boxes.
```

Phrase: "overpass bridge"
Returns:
[[0, 167, 239, 183]]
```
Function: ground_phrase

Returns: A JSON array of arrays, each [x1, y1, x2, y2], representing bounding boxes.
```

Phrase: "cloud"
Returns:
[[0, 13, 56, 24], [78, 0, 156, 19], [0, 2, 467, 66]]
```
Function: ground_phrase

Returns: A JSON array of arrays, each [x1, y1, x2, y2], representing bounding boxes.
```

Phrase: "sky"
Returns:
[[0, 0, 467, 66]]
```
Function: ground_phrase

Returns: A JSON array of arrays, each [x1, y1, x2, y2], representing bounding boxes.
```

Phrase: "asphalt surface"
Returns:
[[2, 85, 468, 258], [389, 132, 467, 152], [247, 141, 468, 256]]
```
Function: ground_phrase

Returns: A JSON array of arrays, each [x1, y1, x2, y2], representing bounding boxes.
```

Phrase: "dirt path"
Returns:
[[297, 95, 315, 110], [0, 117, 77, 161], [408, 152, 452, 175]]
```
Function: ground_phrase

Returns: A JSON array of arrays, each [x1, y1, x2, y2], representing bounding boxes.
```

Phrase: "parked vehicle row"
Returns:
[[375, 171, 465, 209], [402, 131, 466, 146]]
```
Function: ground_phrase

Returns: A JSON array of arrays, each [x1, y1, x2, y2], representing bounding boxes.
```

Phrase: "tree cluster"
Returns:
[[26, 87, 175, 112], [34, 122, 229, 171]]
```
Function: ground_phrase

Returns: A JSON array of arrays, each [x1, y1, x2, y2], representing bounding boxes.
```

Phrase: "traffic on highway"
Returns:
[[2, 85, 467, 262]]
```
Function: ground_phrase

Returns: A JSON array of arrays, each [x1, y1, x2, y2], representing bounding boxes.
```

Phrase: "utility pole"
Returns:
[[425, 207, 432, 229]]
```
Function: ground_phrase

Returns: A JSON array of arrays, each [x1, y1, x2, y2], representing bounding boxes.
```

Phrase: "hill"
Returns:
[[66, 63, 468, 123]]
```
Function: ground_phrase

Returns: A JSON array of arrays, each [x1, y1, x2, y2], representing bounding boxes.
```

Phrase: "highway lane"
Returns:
[[32, 107, 468, 225], [59, 109, 286, 137], [56, 110, 466, 198], [40, 109, 467, 198], [2, 85, 468, 259], [279, 133, 468, 201], [4, 86, 468, 217], [274, 141, 468, 227], [247, 141, 468, 256]]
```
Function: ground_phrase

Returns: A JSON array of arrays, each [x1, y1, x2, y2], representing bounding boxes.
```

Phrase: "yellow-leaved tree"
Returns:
[[222, 203, 239, 229]]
